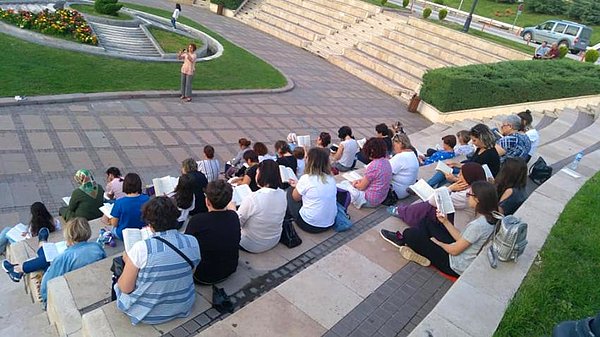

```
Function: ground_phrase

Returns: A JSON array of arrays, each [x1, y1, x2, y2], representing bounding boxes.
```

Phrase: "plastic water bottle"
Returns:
[[569, 151, 584, 170]]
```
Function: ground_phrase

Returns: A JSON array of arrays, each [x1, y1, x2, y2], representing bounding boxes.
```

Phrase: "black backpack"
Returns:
[[529, 157, 552, 185]]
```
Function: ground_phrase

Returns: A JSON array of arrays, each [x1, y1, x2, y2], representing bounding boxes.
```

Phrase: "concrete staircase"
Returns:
[[90, 22, 162, 58], [235, 1, 530, 100]]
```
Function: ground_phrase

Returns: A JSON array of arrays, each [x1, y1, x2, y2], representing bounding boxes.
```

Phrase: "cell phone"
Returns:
[[182, 48, 186, 53]]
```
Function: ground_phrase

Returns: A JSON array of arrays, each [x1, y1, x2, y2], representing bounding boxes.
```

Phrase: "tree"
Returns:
[[526, 0, 566, 15], [568, 0, 600, 25], [94, 0, 123, 16]]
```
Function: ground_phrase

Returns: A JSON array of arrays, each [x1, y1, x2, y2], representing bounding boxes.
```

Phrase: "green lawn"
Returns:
[[362, 0, 404, 10], [436, 0, 600, 45], [494, 172, 600, 337], [147, 26, 203, 53], [433, 19, 535, 54], [0, 4, 286, 97], [69, 4, 133, 20]]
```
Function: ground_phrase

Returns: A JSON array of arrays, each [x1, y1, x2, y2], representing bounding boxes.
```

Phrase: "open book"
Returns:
[[99, 203, 114, 219], [434, 187, 455, 215], [152, 176, 179, 197], [6, 223, 29, 242], [435, 161, 453, 175], [330, 144, 339, 153], [297, 135, 311, 148], [232, 184, 252, 206], [342, 171, 363, 182], [122, 227, 153, 253], [482, 164, 494, 180], [357, 138, 367, 149], [43, 241, 68, 262], [62, 197, 71, 205], [409, 179, 436, 201], [279, 165, 298, 183]]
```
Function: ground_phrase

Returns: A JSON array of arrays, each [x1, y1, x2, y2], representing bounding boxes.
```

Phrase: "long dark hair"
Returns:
[[174, 174, 195, 210], [495, 158, 527, 197], [257, 159, 281, 189], [471, 181, 499, 224], [30, 202, 55, 236]]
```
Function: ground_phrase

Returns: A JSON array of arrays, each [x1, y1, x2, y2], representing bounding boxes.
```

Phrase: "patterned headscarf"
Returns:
[[74, 169, 98, 198]]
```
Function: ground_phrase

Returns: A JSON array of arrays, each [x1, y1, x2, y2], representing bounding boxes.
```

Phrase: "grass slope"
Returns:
[[69, 4, 133, 20], [495, 172, 600, 337], [147, 26, 203, 53], [0, 4, 286, 97]]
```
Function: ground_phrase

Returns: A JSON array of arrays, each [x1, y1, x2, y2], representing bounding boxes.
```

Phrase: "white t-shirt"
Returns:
[[129, 238, 152, 269], [237, 188, 287, 253], [338, 138, 359, 167], [296, 174, 337, 228], [526, 129, 540, 156], [389, 151, 419, 199], [172, 8, 180, 19]]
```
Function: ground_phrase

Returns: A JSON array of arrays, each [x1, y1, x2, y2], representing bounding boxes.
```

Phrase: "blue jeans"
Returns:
[[22, 247, 50, 274], [170, 17, 176, 29], [334, 160, 356, 172], [0, 227, 11, 255], [427, 167, 460, 188]]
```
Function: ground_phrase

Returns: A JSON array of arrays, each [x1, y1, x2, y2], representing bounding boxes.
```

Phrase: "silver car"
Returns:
[[521, 20, 592, 54]]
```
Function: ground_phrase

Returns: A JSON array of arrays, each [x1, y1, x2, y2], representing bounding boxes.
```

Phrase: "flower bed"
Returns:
[[0, 8, 98, 45]]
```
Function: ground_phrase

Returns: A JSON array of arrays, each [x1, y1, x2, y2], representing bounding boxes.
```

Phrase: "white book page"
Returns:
[[409, 179, 435, 201], [482, 164, 493, 180], [435, 161, 453, 175], [342, 171, 363, 182], [297, 135, 311, 148], [6, 223, 29, 242], [232, 184, 252, 206], [153, 176, 178, 197], [99, 203, 114, 219], [434, 187, 455, 215], [62, 197, 71, 205], [279, 166, 298, 183], [356, 138, 367, 149], [43, 241, 68, 262], [122, 228, 152, 253]]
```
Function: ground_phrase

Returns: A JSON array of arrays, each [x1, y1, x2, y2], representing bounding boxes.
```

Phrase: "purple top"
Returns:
[[364, 158, 393, 206]]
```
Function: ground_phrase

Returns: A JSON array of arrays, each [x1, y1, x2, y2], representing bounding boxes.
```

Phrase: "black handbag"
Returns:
[[212, 285, 234, 314], [279, 217, 302, 248], [110, 256, 125, 301], [529, 157, 552, 185], [381, 188, 399, 206]]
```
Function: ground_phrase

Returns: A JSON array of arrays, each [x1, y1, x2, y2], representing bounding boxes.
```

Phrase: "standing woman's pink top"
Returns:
[[181, 52, 197, 75]]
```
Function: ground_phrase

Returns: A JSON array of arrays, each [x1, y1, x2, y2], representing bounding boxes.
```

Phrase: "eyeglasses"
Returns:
[[466, 192, 475, 197]]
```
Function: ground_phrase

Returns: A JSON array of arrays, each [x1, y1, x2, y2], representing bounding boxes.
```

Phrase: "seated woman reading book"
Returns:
[[59, 169, 104, 221], [0, 202, 60, 256], [109, 173, 150, 240]]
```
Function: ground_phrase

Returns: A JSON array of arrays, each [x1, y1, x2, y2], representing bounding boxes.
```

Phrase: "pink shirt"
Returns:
[[364, 158, 392, 205], [180, 52, 197, 75], [106, 177, 125, 200]]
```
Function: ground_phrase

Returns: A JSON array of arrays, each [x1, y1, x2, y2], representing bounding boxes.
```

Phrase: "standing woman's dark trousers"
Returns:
[[181, 73, 194, 98]]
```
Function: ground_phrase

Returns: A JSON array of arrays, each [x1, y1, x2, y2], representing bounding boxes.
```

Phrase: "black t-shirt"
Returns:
[[277, 155, 297, 189], [185, 210, 241, 284], [245, 165, 259, 192], [383, 136, 392, 154], [469, 148, 501, 176], [187, 171, 208, 215]]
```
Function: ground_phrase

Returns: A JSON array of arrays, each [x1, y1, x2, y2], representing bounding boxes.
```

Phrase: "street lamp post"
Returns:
[[462, 0, 479, 33]]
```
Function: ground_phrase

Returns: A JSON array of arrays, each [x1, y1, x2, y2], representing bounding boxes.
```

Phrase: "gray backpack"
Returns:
[[487, 214, 528, 268]]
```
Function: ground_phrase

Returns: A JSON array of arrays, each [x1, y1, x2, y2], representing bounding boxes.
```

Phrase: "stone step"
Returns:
[[391, 24, 502, 64], [260, 3, 337, 36], [407, 17, 529, 61], [247, 18, 310, 48], [371, 36, 450, 69], [329, 54, 409, 97], [265, 0, 349, 30], [331, 0, 382, 14], [386, 30, 472, 67], [307, 0, 372, 19], [254, 11, 324, 41], [0, 311, 58, 337], [356, 42, 428, 78], [286, 0, 360, 24], [538, 108, 580, 147], [343, 48, 421, 91]]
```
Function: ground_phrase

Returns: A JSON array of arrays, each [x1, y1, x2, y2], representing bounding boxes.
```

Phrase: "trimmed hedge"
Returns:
[[210, 0, 243, 10], [420, 60, 600, 112]]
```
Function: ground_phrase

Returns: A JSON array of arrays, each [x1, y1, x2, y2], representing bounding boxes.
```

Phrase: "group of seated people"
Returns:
[[0, 111, 540, 324], [533, 41, 561, 59]]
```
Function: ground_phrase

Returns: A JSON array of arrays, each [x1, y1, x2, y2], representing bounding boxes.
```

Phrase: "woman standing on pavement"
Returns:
[[178, 43, 197, 102]]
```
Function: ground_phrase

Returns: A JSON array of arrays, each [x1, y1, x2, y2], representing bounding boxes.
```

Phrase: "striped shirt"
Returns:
[[198, 159, 221, 182], [115, 230, 200, 325]]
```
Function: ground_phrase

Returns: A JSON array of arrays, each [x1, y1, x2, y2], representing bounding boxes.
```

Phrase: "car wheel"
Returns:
[[559, 40, 569, 48], [523, 32, 533, 42]]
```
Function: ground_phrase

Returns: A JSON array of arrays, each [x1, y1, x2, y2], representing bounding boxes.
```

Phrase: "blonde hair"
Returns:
[[304, 148, 331, 182], [392, 133, 412, 149], [64, 217, 92, 243]]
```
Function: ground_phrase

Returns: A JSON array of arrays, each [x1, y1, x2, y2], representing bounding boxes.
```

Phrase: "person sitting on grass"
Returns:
[[454, 130, 475, 158], [105, 167, 125, 201], [495, 157, 528, 215], [238, 160, 286, 253], [544, 42, 560, 59], [109, 173, 150, 240], [331, 126, 359, 172], [420, 135, 457, 166], [115, 197, 199, 324], [197, 145, 220, 182], [185, 180, 240, 285], [229, 150, 260, 192], [338, 138, 392, 209], [380, 181, 498, 277], [59, 169, 105, 221], [0, 202, 60, 256]]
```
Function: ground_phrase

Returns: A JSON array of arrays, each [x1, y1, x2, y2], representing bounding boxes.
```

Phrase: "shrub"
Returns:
[[402, 0, 409, 7], [433, 0, 444, 4], [94, 0, 122, 16], [585, 49, 600, 63], [568, 0, 600, 25], [526, 0, 567, 15], [422, 7, 432, 19], [210, 0, 244, 10], [420, 60, 600, 112], [558, 46, 569, 58], [438, 8, 448, 20], [381, 0, 388, 6]]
